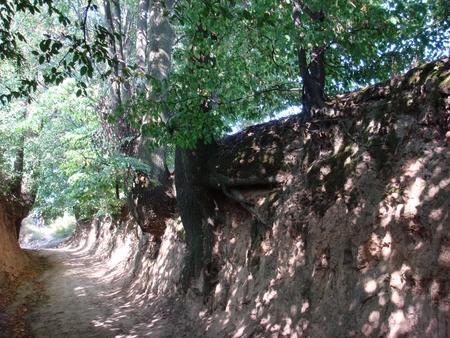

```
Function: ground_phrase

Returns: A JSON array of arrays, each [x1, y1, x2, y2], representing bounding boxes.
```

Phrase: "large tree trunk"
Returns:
[[175, 140, 221, 295], [136, 0, 149, 74], [127, 0, 176, 238], [98, 0, 176, 237], [172, 18, 225, 293], [175, 146, 205, 291], [11, 139, 25, 239], [99, 0, 131, 143]]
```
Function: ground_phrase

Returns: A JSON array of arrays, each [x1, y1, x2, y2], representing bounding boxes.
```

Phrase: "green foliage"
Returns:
[[0, 0, 157, 222], [128, 0, 449, 147], [3, 0, 447, 147], [0, 104, 27, 196], [20, 214, 76, 244], [0, 0, 113, 103], [0, 78, 151, 220]]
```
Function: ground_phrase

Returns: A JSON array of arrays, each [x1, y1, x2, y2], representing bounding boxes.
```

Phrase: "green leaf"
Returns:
[[16, 32, 26, 42], [389, 16, 399, 25], [39, 39, 51, 52]]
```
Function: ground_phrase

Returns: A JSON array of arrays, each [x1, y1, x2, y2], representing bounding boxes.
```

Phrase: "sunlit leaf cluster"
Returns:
[[129, 0, 449, 147]]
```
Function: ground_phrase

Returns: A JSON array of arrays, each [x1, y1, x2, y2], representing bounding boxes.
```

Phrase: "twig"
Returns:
[[83, 0, 92, 45]]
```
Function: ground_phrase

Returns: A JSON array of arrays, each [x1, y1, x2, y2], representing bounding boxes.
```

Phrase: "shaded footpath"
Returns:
[[2, 244, 192, 338]]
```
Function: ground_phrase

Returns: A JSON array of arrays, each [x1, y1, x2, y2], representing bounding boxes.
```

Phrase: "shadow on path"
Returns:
[[21, 245, 191, 338]]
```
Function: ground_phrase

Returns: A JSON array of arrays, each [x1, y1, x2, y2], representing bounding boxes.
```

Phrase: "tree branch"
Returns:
[[218, 84, 301, 106], [165, 84, 301, 108], [83, 0, 93, 45], [293, 1, 324, 22]]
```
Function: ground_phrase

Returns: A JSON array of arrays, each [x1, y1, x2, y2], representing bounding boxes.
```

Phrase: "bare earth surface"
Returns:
[[22, 246, 191, 338]]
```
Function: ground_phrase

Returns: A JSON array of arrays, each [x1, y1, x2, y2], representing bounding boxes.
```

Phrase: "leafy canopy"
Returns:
[[133, 0, 449, 146], [2, 0, 449, 143], [0, 0, 448, 219], [0, 0, 113, 103], [1, 78, 151, 220]]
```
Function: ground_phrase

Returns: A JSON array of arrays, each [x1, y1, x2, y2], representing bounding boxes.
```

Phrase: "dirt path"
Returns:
[[20, 247, 192, 338]]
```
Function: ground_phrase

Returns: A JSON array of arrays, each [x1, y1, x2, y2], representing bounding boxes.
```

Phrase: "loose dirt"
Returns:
[[3, 245, 192, 338]]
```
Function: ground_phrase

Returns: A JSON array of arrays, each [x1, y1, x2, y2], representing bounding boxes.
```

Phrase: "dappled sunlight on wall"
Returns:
[[178, 58, 450, 337], [55, 214, 190, 336], [126, 218, 186, 298]]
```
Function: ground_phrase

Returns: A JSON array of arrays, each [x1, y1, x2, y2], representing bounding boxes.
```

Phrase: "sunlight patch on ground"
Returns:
[[20, 214, 75, 249]]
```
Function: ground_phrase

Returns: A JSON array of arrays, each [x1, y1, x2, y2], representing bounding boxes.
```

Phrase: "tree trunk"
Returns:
[[99, 0, 131, 143], [9, 120, 31, 239], [175, 140, 220, 295], [172, 17, 226, 294], [136, 0, 149, 73], [128, 0, 176, 237], [293, 1, 327, 118], [298, 46, 327, 117], [175, 146, 204, 291]]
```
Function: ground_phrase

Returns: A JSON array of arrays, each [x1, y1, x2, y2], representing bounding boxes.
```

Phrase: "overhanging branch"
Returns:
[[83, 0, 93, 45]]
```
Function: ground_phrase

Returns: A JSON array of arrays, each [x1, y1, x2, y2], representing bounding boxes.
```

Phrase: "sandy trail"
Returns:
[[24, 247, 191, 338]]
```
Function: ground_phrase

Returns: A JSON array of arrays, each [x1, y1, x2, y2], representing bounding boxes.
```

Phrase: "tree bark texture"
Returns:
[[173, 20, 224, 293], [175, 146, 205, 291], [136, 0, 149, 72], [128, 0, 176, 237], [8, 123, 33, 239], [298, 46, 327, 116], [99, 0, 132, 142], [175, 141, 221, 295], [293, 2, 327, 117]]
